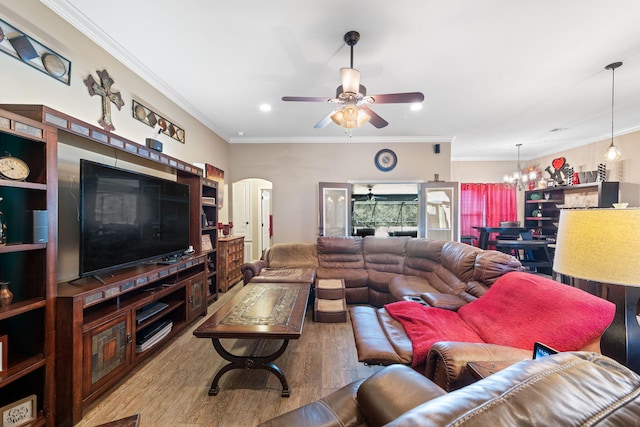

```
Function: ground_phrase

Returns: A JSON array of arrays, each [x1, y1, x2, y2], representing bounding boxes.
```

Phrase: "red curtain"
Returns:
[[460, 183, 517, 241], [460, 183, 486, 238], [485, 184, 517, 227]]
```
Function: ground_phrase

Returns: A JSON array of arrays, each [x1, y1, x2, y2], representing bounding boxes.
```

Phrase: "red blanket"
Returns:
[[458, 271, 616, 351], [385, 272, 615, 369], [384, 302, 484, 368]]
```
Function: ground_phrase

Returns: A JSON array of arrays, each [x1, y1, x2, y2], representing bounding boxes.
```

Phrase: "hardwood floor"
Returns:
[[76, 284, 381, 427]]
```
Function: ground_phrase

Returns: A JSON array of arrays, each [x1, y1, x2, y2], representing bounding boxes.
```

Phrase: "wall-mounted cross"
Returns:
[[84, 69, 125, 132]]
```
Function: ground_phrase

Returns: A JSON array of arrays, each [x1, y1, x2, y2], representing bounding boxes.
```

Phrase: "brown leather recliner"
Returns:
[[258, 352, 640, 427], [350, 272, 615, 391]]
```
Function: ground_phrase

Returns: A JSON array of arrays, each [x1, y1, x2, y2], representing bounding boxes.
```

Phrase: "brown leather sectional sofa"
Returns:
[[241, 236, 523, 307], [258, 352, 640, 426]]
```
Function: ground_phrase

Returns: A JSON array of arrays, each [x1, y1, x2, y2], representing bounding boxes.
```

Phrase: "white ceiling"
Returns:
[[42, 0, 640, 161]]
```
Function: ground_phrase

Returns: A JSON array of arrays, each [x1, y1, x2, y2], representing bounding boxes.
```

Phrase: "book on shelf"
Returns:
[[202, 197, 216, 206], [136, 319, 173, 353], [135, 301, 169, 324], [201, 234, 213, 252]]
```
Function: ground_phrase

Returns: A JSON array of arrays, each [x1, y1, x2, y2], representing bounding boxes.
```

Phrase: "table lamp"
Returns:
[[553, 208, 640, 372]]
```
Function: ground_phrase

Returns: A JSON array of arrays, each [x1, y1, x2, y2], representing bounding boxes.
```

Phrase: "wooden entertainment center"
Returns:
[[0, 105, 219, 426]]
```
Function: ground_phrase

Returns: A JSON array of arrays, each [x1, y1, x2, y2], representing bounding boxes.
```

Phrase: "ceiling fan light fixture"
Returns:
[[341, 68, 361, 94], [330, 103, 370, 129]]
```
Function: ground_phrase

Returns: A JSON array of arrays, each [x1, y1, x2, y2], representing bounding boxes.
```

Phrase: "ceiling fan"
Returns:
[[282, 31, 424, 129], [366, 185, 386, 201]]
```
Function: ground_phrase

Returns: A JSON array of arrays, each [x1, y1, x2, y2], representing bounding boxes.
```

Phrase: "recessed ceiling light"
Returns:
[[237, 131, 245, 136], [410, 103, 422, 111], [259, 104, 272, 112]]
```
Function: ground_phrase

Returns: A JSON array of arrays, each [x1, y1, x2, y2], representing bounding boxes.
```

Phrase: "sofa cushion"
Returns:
[[317, 236, 365, 269], [402, 239, 445, 276], [470, 250, 524, 289], [389, 275, 439, 301], [388, 352, 640, 427], [249, 267, 316, 284], [367, 270, 401, 294], [363, 236, 409, 273], [316, 267, 368, 289], [458, 271, 616, 351], [350, 306, 413, 366], [264, 243, 318, 268], [440, 241, 482, 282]]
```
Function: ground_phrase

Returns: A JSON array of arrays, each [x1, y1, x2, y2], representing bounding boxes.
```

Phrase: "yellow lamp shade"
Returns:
[[553, 208, 640, 286]]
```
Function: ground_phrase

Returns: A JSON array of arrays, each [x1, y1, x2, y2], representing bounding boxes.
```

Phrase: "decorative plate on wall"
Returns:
[[374, 149, 397, 172]]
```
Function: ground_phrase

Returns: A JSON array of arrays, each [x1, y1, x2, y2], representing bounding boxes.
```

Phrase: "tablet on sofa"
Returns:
[[533, 342, 558, 359]]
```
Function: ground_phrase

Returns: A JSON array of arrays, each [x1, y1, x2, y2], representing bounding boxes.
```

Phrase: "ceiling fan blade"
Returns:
[[282, 96, 332, 102], [314, 110, 336, 129], [360, 105, 388, 128], [369, 92, 425, 104]]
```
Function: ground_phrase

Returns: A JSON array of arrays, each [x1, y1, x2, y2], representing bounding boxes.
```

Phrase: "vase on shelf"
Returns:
[[0, 281, 13, 306]]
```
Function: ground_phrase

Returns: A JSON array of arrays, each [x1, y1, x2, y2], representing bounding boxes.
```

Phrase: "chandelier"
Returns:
[[503, 143, 536, 191]]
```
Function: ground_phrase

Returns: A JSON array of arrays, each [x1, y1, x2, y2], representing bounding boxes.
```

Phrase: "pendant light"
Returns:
[[604, 62, 622, 162]]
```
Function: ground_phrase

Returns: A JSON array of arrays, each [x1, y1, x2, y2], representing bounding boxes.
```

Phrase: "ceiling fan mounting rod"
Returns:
[[344, 31, 360, 69]]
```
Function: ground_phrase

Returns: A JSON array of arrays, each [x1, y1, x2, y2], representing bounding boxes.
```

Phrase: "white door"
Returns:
[[259, 188, 272, 254], [232, 180, 252, 261]]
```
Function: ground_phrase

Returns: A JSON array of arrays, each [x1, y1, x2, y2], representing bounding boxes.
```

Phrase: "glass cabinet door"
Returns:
[[318, 182, 351, 236], [419, 182, 459, 241]]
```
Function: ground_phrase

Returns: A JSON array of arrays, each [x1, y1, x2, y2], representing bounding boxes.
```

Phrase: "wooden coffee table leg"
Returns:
[[209, 338, 292, 397]]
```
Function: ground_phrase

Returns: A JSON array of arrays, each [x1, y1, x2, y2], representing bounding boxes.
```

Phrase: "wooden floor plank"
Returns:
[[75, 284, 382, 427]]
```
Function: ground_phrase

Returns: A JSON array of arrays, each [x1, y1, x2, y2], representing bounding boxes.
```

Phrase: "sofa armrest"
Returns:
[[257, 378, 365, 427], [357, 365, 446, 427], [425, 341, 530, 391], [241, 260, 267, 285], [420, 293, 467, 310]]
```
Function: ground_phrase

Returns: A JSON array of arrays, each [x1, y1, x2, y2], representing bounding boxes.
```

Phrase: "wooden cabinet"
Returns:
[[178, 175, 218, 303], [218, 236, 244, 292], [56, 256, 207, 425], [0, 104, 218, 426], [524, 182, 620, 242], [0, 109, 57, 426]]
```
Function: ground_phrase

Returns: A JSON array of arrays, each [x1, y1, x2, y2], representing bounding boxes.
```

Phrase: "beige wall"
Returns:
[[1, 1, 228, 281], [229, 141, 451, 244]]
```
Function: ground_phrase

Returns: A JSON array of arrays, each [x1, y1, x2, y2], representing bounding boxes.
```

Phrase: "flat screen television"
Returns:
[[80, 159, 190, 278]]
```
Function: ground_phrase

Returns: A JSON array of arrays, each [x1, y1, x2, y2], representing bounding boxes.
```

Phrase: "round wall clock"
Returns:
[[0, 156, 30, 180], [374, 149, 397, 172]]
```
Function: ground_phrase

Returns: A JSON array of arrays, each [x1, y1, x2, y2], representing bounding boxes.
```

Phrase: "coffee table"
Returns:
[[193, 282, 310, 397]]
